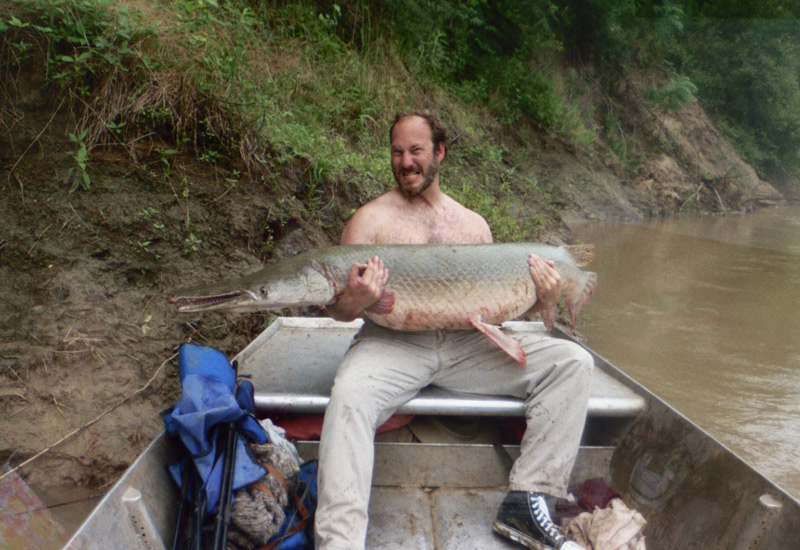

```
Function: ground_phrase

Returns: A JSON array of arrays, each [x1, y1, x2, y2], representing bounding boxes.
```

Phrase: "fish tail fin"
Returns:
[[565, 244, 595, 267], [565, 271, 597, 329]]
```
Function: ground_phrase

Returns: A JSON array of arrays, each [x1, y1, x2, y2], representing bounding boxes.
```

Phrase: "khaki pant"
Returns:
[[315, 321, 594, 550]]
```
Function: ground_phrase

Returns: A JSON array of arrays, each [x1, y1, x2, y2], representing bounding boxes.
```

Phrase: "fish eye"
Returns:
[[259, 286, 268, 297]]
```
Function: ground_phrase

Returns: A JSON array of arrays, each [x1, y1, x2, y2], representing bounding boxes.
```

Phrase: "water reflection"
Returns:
[[571, 206, 800, 498]]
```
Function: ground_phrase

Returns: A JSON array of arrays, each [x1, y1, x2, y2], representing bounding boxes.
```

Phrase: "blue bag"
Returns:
[[163, 343, 269, 516]]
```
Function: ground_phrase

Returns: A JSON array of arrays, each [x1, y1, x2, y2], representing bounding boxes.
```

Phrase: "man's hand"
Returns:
[[528, 253, 561, 312], [327, 256, 389, 321], [347, 256, 389, 309]]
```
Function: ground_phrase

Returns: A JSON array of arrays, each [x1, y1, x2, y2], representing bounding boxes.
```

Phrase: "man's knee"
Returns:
[[330, 370, 362, 402], [567, 343, 594, 373], [328, 366, 388, 427], [329, 373, 374, 416], [554, 341, 594, 385]]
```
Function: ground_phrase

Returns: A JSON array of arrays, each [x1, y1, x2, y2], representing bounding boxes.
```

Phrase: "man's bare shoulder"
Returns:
[[439, 194, 493, 243], [467, 209, 493, 241], [340, 190, 401, 244], [367, 188, 410, 208], [442, 193, 485, 221]]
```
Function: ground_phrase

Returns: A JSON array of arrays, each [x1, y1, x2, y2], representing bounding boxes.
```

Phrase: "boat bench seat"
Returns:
[[235, 317, 646, 420]]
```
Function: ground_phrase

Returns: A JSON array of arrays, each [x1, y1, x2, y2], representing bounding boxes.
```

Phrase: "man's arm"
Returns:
[[472, 220, 493, 244], [339, 205, 380, 245], [326, 205, 389, 322]]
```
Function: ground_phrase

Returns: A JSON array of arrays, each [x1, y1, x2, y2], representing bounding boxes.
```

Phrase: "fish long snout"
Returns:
[[167, 290, 253, 312]]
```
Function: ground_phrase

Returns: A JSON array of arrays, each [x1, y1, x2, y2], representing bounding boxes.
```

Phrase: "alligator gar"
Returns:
[[167, 243, 596, 365]]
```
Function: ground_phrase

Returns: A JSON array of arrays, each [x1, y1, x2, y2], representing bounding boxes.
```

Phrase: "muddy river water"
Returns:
[[571, 205, 800, 499]]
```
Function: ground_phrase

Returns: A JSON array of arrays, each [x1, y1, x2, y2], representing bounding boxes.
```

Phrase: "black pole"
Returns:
[[212, 360, 241, 550]]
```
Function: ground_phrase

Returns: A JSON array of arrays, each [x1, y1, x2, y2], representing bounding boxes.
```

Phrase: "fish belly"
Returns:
[[364, 276, 537, 330]]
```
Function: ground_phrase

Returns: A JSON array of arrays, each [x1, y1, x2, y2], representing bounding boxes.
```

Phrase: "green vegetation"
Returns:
[[2, 0, 800, 243], [681, 17, 800, 179], [630, 1, 800, 183], [66, 129, 91, 191]]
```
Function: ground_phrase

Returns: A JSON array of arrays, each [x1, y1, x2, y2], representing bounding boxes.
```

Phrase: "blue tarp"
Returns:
[[163, 343, 269, 515]]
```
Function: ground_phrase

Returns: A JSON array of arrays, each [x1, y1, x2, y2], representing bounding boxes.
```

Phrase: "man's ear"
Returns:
[[436, 141, 446, 162]]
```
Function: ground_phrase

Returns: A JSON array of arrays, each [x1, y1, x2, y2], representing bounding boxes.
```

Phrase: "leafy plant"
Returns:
[[66, 129, 91, 191], [646, 75, 698, 112], [105, 120, 126, 135], [184, 232, 202, 253], [6, 0, 154, 93], [497, 58, 563, 126], [7, 0, 800, 247]]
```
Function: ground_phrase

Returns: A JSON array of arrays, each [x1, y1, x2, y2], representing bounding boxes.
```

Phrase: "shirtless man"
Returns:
[[316, 110, 590, 550]]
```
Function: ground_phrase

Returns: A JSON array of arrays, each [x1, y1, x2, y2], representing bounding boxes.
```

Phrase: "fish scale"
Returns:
[[373, 252, 536, 330]]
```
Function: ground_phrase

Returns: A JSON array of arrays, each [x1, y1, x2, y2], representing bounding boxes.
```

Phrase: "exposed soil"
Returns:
[[0, 68, 333, 492], [0, 66, 788, 504]]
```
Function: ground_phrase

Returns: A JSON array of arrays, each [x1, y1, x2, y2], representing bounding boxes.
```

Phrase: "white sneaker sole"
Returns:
[[492, 520, 551, 550]]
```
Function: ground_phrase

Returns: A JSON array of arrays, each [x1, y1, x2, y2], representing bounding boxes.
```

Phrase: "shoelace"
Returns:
[[528, 493, 565, 544]]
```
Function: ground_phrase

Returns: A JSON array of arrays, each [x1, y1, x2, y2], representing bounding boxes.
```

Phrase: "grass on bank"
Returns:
[[6, 0, 799, 243], [1, 0, 572, 246]]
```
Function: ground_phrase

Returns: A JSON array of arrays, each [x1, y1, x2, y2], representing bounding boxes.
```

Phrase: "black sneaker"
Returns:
[[493, 491, 583, 550]]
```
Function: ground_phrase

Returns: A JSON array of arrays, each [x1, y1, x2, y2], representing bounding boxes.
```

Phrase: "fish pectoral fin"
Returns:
[[366, 290, 395, 315], [469, 315, 527, 366], [541, 307, 556, 331]]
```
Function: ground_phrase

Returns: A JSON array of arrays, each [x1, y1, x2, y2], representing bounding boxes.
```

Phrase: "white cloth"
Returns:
[[259, 417, 303, 465], [565, 498, 647, 550]]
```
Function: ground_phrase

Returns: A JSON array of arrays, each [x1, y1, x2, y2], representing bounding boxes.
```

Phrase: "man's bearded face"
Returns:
[[390, 116, 443, 197]]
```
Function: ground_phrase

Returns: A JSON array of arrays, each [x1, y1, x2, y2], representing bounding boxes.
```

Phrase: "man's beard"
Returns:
[[396, 158, 439, 196]]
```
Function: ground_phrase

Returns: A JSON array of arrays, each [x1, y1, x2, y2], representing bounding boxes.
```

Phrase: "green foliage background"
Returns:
[[2, 0, 800, 242]]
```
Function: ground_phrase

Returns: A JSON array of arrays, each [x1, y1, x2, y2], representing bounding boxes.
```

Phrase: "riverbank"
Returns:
[[0, 0, 792, 507]]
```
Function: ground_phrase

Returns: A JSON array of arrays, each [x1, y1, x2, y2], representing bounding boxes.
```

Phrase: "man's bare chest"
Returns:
[[374, 211, 484, 244]]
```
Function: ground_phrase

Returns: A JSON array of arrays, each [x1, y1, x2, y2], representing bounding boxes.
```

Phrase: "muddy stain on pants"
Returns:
[[315, 321, 593, 550]]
